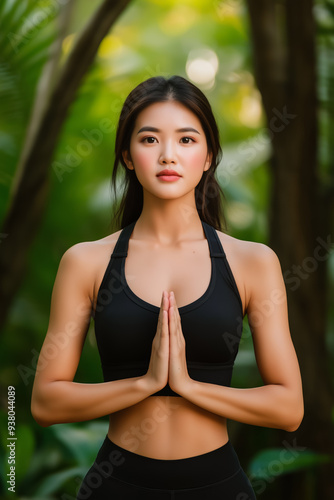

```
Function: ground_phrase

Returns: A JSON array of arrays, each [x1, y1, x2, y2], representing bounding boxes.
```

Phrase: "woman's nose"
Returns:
[[159, 143, 177, 165]]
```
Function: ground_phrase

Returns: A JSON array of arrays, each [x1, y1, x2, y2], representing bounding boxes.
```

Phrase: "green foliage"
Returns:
[[29, 422, 108, 498], [49, 422, 109, 467], [249, 448, 331, 479], [0, 0, 56, 220]]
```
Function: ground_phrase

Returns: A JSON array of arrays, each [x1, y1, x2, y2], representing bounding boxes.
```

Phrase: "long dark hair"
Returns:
[[110, 75, 228, 232]]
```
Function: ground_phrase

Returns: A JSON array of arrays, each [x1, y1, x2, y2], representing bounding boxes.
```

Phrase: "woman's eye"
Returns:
[[142, 137, 157, 144], [181, 137, 194, 144]]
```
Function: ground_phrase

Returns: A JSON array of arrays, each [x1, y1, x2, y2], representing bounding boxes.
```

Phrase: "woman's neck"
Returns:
[[133, 205, 203, 245]]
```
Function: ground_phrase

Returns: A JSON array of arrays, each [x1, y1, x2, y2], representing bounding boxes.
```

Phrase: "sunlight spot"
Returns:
[[159, 5, 198, 35], [227, 201, 255, 229], [98, 35, 123, 58], [216, 0, 243, 19], [62, 34, 75, 55], [89, 177, 124, 212], [238, 92, 263, 128], [186, 48, 219, 89]]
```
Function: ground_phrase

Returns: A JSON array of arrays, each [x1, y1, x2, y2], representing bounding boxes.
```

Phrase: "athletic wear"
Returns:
[[93, 219, 244, 396], [77, 434, 256, 499]]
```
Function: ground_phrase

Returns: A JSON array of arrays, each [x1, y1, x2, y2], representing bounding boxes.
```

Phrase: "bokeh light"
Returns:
[[186, 47, 219, 89]]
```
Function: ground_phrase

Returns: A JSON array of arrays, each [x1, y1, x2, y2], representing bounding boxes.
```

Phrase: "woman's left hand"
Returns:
[[168, 291, 192, 395]]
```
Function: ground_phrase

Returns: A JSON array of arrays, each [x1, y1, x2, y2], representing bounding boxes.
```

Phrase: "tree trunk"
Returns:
[[245, 0, 334, 498], [0, 0, 132, 332]]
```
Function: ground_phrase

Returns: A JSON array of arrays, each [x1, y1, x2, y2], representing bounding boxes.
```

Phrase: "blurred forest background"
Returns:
[[0, 0, 333, 498]]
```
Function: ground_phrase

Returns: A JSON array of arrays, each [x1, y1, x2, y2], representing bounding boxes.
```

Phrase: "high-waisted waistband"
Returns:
[[92, 434, 242, 490]]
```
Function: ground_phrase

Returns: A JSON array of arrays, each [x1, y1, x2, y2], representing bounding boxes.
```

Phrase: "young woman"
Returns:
[[31, 76, 304, 499]]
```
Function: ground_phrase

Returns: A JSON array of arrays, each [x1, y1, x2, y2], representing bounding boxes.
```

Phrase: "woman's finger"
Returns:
[[170, 292, 180, 330], [169, 301, 175, 332]]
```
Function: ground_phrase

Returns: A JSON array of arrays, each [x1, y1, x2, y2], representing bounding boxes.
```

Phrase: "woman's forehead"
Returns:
[[134, 100, 203, 131]]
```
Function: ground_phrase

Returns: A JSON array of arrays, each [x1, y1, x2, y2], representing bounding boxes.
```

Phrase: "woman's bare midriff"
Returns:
[[107, 396, 228, 459]]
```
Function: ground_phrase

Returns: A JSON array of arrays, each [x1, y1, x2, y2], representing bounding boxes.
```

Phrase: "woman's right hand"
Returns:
[[143, 290, 170, 394]]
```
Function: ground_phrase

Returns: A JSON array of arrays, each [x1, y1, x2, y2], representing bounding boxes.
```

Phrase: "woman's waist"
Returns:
[[94, 433, 241, 490], [108, 395, 228, 460]]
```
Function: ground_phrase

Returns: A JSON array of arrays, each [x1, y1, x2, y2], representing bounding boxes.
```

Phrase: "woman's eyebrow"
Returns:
[[137, 126, 201, 135]]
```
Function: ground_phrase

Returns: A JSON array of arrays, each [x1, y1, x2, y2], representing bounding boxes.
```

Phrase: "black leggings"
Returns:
[[77, 435, 256, 499]]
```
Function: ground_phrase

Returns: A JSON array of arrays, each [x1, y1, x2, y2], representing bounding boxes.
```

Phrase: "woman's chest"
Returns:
[[124, 239, 212, 309]]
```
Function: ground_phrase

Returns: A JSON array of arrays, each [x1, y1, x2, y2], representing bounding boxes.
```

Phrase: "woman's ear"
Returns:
[[204, 152, 213, 172], [122, 150, 134, 170]]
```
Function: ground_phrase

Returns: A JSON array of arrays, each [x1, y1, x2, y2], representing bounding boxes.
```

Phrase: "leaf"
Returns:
[[14, 424, 35, 484], [33, 465, 88, 497], [248, 447, 331, 479], [50, 422, 108, 466]]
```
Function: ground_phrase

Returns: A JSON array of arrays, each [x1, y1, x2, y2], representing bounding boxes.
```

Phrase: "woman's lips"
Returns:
[[157, 170, 181, 181], [157, 175, 181, 181]]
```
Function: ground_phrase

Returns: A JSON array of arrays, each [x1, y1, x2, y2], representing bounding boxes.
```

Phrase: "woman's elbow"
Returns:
[[31, 402, 50, 427], [284, 409, 304, 432], [30, 397, 54, 427], [281, 396, 304, 432], [31, 388, 59, 427]]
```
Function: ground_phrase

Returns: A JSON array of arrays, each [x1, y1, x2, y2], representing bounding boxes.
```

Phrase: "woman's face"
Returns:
[[122, 100, 212, 200]]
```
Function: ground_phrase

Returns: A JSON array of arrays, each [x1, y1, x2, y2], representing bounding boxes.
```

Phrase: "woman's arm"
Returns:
[[175, 243, 304, 432], [31, 244, 156, 428]]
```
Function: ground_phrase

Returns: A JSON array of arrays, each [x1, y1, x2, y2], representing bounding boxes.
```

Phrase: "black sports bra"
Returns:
[[93, 219, 244, 397]]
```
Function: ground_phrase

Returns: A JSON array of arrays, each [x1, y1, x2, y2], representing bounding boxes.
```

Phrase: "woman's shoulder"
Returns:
[[215, 230, 282, 314], [215, 229, 281, 270], [56, 230, 125, 303], [58, 230, 124, 279], [63, 230, 123, 257]]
